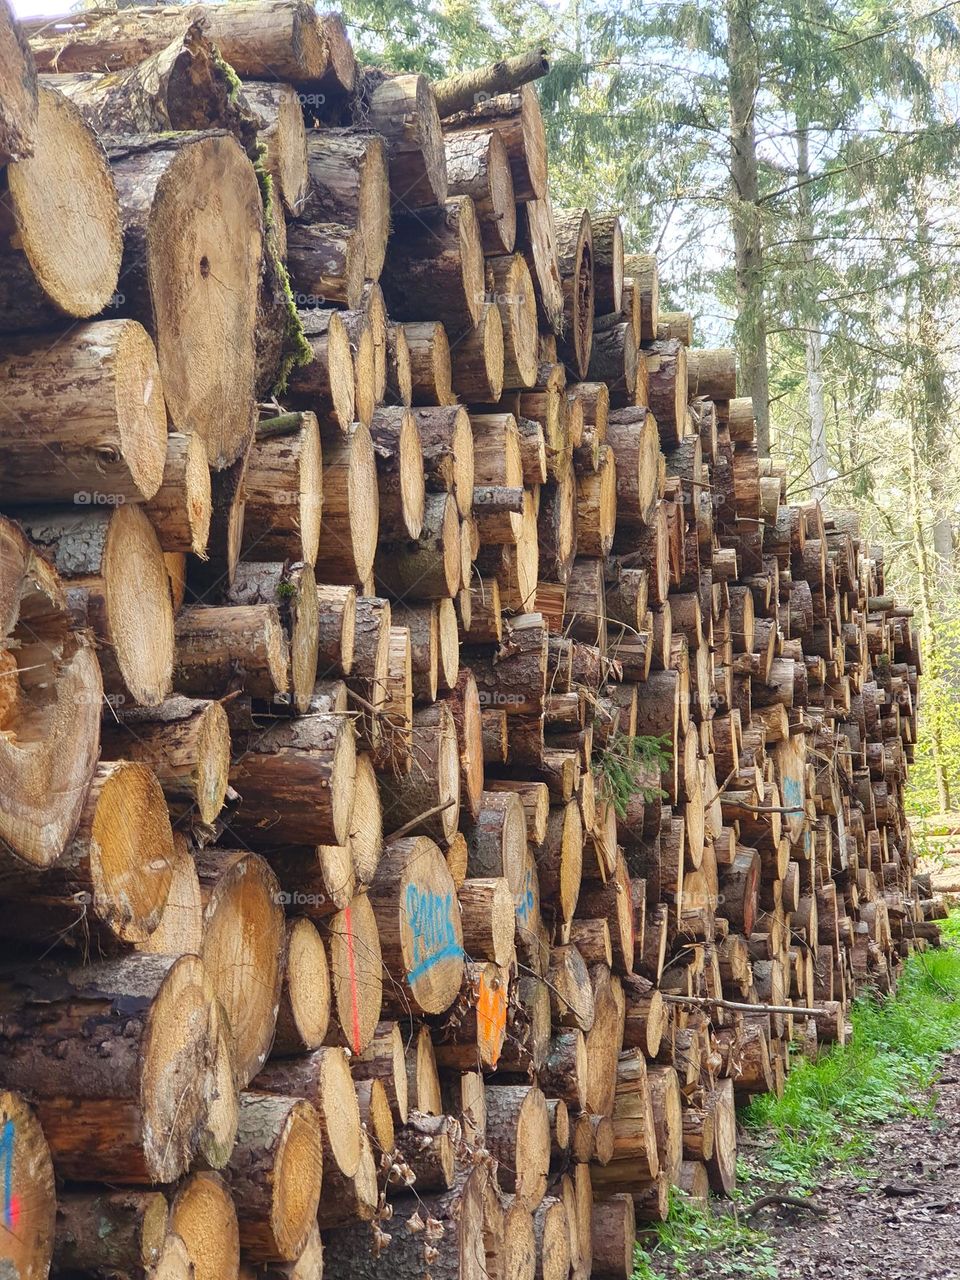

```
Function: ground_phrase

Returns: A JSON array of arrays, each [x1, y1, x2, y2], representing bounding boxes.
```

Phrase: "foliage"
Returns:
[[592, 733, 671, 818], [905, 614, 960, 815]]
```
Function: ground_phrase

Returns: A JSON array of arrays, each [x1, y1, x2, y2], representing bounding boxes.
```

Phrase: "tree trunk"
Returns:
[[727, 0, 772, 455]]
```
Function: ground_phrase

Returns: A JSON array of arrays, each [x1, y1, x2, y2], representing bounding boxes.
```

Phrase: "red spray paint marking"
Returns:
[[344, 904, 362, 1054]]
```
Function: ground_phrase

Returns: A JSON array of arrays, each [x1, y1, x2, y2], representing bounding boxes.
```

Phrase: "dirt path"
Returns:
[[754, 1048, 960, 1279]]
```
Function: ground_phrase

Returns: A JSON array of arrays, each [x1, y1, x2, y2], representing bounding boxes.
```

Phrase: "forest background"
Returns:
[[336, 0, 960, 817]]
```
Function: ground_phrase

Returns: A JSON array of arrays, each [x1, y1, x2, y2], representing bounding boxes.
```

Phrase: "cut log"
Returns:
[[517, 194, 564, 332], [229, 708, 356, 848], [107, 130, 261, 468], [590, 1195, 635, 1280], [226, 1092, 323, 1262], [554, 207, 594, 378], [175, 604, 289, 703], [445, 127, 516, 253], [486, 1085, 550, 1209], [242, 412, 322, 566], [0, 85, 121, 331], [143, 430, 211, 556], [687, 348, 736, 400], [533, 1197, 571, 1280], [0, 319, 166, 505], [19, 504, 174, 708], [591, 213, 624, 315], [414, 404, 478, 514], [0, 1090, 55, 1280], [434, 49, 549, 117], [242, 79, 310, 216], [272, 917, 331, 1054], [368, 834, 465, 1015], [0, 953, 236, 1182], [0, 752, 175, 957], [55, 1188, 170, 1279], [288, 308, 356, 431], [170, 1173, 239, 1280], [404, 321, 454, 405], [286, 219, 363, 309], [313, 422, 379, 585], [451, 301, 505, 402], [322, 891, 384, 1055], [300, 129, 389, 277], [383, 196, 484, 329], [487, 252, 539, 387], [0, 0, 37, 164], [623, 253, 659, 341], [362, 70, 447, 209], [27, 3, 356, 87], [369, 405, 426, 540], [0, 517, 102, 871], [196, 849, 286, 1088]]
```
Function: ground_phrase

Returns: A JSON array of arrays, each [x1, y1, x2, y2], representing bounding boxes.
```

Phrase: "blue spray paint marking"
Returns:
[[515, 869, 535, 922], [405, 885, 462, 982], [0, 1119, 13, 1229], [782, 776, 803, 812]]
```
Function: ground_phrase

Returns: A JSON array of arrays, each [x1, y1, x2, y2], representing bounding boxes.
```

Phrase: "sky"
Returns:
[[12, 0, 66, 16]]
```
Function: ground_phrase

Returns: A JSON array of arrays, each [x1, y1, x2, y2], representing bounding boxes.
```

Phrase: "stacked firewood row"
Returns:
[[0, 3, 936, 1279]]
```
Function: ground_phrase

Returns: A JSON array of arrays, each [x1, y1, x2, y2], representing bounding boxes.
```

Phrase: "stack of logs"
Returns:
[[0, 3, 941, 1279]]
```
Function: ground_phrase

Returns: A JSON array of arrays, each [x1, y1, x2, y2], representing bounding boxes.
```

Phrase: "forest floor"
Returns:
[[750, 1052, 960, 1280], [633, 929, 960, 1280]]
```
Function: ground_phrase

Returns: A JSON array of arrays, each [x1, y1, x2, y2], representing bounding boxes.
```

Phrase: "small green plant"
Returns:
[[593, 732, 671, 818], [633, 1190, 777, 1279], [276, 580, 298, 601]]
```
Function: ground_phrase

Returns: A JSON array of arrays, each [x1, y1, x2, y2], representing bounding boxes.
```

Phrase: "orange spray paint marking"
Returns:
[[477, 972, 507, 1069]]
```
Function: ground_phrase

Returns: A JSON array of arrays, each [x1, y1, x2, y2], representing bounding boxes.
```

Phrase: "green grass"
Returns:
[[632, 927, 960, 1279], [633, 1190, 777, 1280]]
